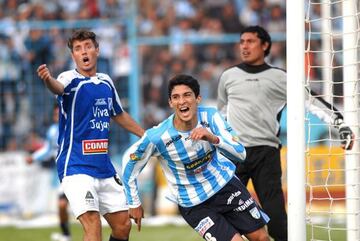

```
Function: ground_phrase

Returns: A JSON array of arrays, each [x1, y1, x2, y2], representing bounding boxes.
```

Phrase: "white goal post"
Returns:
[[286, 0, 306, 240], [287, 0, 360, 240]]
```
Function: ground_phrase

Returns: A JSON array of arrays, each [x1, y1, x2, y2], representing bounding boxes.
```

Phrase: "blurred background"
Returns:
[[0, 0, 351, 239]]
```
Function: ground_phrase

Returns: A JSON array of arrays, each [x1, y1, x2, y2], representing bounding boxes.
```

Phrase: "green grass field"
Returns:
[[0, 223, 346, 241], [0, 224, 203, 241]]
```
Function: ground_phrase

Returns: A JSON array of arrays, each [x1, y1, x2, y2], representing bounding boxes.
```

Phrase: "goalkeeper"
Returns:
[[217, 25, 354, 241]]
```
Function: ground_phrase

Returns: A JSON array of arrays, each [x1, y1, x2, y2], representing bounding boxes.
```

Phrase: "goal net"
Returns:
[[301, 0, 360, 240]]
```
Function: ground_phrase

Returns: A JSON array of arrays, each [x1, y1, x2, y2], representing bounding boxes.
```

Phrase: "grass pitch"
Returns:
[[0, 224, 203, 241], [0, 223, 346, 241]]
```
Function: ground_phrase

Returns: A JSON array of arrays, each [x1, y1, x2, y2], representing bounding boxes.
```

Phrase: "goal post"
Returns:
[[343, 1, 360, 240], [286, 0, 306, 240], [287, 0, 360, 240]]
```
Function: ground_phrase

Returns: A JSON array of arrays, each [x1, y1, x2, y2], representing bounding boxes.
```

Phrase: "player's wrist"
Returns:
[[212, 135, 220, 145]]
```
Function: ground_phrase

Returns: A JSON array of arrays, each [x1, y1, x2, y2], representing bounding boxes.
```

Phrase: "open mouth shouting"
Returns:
[[83, 56, 90, 65], [178, 106, 192, 119]]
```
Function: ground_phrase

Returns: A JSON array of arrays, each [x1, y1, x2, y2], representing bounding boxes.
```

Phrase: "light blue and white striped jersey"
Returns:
[[122, 106, 246, 208], [56, 69, 124, 181], [32, 123, 58, 164]]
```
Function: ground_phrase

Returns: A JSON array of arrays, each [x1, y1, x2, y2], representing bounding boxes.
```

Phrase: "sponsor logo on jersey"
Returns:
[[95, 98, 107, 106], [165, 134, 182, 147], [90, 119, 110, 131], [200, 121, 210, 127], [245, 78, 259, 81], [185, 150, 214, 173], [92, 106, 110, 117], [82, 139, 108, 155], [195, 216, 214, 237], [91, 105, 110, 131], [227, 190, 242, 205], [249, 207, 261, 219]]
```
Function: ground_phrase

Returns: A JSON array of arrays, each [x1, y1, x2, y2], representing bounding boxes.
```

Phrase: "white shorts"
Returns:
[[61, 174, 128, 218]]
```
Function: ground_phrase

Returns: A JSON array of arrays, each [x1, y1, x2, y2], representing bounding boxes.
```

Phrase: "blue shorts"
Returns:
[[178, 176, 269, 241]]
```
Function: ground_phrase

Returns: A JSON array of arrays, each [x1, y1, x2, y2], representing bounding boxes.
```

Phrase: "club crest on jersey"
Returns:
[[249, 207, 261, 219], [82, 139, 108, 155], [130, 153, 140, 161]]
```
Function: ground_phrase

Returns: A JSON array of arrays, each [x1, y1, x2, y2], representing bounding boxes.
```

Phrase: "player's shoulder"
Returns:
[[198, 105, 217, 114], [96, 72, 112, 81], [265, 64, 286, 81], [58, 69, 79, 79], [198, 106, 219, 124], [146, 115, 173, 141], [220, 63, 242, 76], [57, 69, 86, 84], [266, 64, 286, 75]]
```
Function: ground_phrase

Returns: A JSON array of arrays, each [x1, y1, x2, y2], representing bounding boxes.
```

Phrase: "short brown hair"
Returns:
[[67, 29, 99, 51]]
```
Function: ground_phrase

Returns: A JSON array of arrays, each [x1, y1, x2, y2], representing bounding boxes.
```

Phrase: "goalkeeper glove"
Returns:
[[334, 118, 354, 150]]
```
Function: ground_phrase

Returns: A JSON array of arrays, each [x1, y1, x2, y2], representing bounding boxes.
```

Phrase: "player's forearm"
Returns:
[[37, 64, 64, 95], [216, 136, 246, 162], [44, 77, 64, 95], [213, 113, 246, 161], [113, 112, 144, 137]]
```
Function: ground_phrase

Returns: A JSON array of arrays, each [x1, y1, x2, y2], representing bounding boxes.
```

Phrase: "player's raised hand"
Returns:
[[37, 64, 52, 82], [190, 127, 219, 144], [37, 64, 64, 95], [129, 205, 144, 231]]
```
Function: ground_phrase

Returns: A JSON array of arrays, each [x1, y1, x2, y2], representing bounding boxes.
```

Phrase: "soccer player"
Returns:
[[37, 29, 144, 241], [26, 104, 60, 217], [122, 74, 270, 241], [217, 25, 354, 241], [27, 104, 72, 241]]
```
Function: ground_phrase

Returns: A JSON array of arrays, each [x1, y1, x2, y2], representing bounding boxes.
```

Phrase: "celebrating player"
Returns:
[[122, 74, 270, 241]]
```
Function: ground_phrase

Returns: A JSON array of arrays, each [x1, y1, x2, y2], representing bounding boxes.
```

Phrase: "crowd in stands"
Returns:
[[1, 0, 335, 153]]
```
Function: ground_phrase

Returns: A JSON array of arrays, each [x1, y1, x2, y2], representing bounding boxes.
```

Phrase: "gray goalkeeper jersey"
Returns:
[[217, 63, 341, 148]]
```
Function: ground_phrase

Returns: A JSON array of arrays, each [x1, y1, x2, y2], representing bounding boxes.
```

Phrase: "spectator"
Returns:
[[24, 28, 54, 134], [0, 34, 21, 149]]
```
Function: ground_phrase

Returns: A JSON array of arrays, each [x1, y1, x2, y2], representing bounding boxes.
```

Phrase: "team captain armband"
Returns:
[[82, 139, 108, 155]]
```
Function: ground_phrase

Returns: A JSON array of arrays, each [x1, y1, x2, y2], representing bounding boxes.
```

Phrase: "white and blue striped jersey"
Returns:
[[122, 106, 246, 208], [32, 123, 58, 164], [55, 69, 124, 181]]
